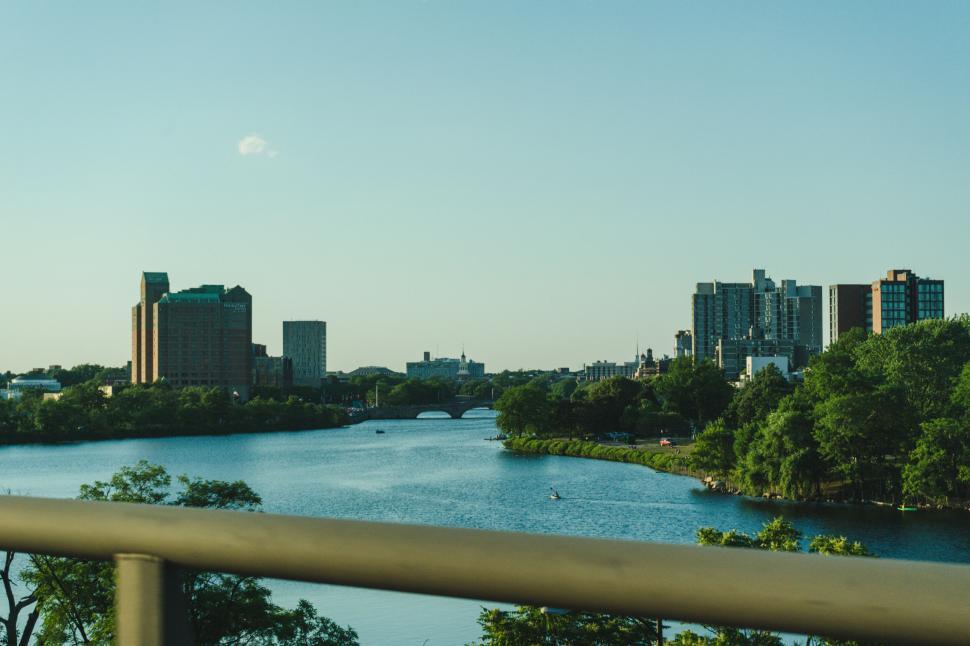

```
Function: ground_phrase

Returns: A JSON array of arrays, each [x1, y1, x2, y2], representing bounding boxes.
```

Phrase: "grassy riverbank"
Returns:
[[502, 437, 697, 477]]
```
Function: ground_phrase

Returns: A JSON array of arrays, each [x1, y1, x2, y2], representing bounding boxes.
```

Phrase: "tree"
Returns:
[[902, 418, 970, 505], [691, 420, 736, 477], [654, 359, 733, 427], [20, 462, 358, 645], [951, 362, 970, 417], [668, 627, 783, 645], [696, 517, 800, 552], [474, 605, 656, 645], [494, 384, 555, 437], [854, 318, 970, 421], [2, 549, 39, 646], [549, 379, 578, 401], [813, 384, 914, 501], [693, 518, 872, 645], [808, 536, 871, 557], [725, 365, 793, 428], [737, 398, 825, 499]]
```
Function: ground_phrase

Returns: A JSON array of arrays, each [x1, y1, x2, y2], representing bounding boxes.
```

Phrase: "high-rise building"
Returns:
[[131, 273, 253, 399], [828, 269, 944, 343], [828, 284, 870, 343], [692, 269, 822, 379], [674, 330, 693, 359], [131, 272, 170, 383], [871, 269, 944, 334], [283, 321, 327, 387]]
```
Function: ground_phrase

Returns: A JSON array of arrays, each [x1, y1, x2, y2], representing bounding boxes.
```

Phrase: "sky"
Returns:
[[1, 2, 969, 374]]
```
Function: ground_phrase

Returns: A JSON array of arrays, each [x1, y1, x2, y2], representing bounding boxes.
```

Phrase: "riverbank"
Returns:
[[502, 437, 697, 478], [503, 437, 970, 512]]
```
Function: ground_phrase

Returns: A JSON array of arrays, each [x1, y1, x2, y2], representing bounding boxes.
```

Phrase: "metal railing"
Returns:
[[0, 495, 968, 645]]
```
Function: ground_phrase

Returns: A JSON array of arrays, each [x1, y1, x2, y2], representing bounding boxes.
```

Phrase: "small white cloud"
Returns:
[[238, 134, 270, 156]]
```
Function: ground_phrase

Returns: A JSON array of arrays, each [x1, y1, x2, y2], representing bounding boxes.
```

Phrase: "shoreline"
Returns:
[[501, 437, 968, 512], [0, 420, 348, 448]]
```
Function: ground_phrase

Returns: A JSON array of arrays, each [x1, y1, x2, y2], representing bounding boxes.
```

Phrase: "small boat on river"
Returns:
[[549, 487, 561, 500]]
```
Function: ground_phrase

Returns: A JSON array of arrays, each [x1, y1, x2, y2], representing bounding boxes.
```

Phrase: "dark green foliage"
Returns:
[[498, 376, 687, 440], [696, 517, 801, 552], [668, 627, 783, 645], [853, 317, 970, 420], [902, 418, 970, 505], [549, 378, 578, 401], [808, 536, 872, 557], [654, 358, 734, 427], [724, 365, 793, 428], [707, 318, 970, 505], [691, 420, 736, 477], [460, 379, 495, 399], [474, 605, 657, 645], [494, 385, 556, 437], [19, 462, 358, 646], [0, 383, 348, 446], [383, 377, 456, 406]]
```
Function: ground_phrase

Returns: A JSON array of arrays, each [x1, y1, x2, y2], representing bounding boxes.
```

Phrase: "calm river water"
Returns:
[[2, 409, 969, 644]]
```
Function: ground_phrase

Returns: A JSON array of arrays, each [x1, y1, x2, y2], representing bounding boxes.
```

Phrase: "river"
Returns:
[[2, 409, 969, 644]]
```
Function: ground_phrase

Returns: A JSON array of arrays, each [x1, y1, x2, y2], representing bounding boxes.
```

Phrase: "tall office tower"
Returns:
[[674, 330, 693, 359], [692, 269, 823, 379], [130, 273, 253, 399], [871, 269, 944, 333], [828, 269, 944, 342], [283, 321, 327, 387], [131, 272, 170, 383]]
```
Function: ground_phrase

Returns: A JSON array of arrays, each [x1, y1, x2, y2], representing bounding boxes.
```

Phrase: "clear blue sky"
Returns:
[[1, 2, 968, 373]]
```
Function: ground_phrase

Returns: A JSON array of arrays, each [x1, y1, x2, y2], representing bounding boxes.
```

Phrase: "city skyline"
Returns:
[[2, 3, 969, 372]]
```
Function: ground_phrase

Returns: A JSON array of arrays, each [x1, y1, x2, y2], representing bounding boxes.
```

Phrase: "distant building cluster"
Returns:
[[582, 349, 671, 382], [107, 267, 945, 401], [683, 267, 945, 382], [0, 375, 62, 401], [128, 272, 335, 400], [406, 351, 485, 382], [691, 269, 823, 380]]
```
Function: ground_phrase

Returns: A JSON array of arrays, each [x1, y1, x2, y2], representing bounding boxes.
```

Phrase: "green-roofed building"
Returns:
[[131, 272, 253, 400]]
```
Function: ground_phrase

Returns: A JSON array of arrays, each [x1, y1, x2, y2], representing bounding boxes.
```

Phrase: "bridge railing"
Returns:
[[1, 495, 968, 645]]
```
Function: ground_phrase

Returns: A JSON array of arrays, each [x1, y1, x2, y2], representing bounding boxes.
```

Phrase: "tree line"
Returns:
[[496, 318, 970, 507], [0, 382, 348, 445], [493, 359, 732, 440]]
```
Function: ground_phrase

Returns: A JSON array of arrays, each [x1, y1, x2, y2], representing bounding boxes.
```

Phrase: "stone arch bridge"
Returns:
[[348, 399, 494, 423]]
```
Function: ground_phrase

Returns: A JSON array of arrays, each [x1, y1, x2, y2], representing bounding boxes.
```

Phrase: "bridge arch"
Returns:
[[459, 406, 497, 419], [415, 410, 455, 420]]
